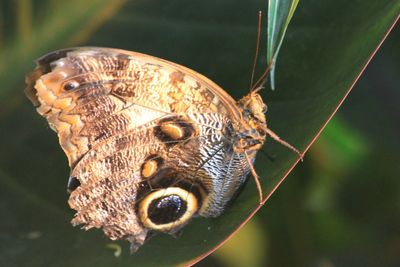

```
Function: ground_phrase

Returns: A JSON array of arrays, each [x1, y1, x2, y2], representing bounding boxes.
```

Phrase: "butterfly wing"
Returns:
[[26, 47, 251, 250]]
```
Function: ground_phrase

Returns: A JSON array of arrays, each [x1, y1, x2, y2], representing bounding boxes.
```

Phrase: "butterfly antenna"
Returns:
[[244, 151, 264, 204], [251, 59, 274, 91], [249, 11, 263, 91]]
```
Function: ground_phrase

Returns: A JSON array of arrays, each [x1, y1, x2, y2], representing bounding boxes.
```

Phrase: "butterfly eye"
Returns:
[[63, 80, 80, 91], [262, 103, 268, 113], [138, 187, 199, 232]]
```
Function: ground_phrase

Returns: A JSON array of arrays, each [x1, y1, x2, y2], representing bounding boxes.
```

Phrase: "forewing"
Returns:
[[25, 47, 240, 167]]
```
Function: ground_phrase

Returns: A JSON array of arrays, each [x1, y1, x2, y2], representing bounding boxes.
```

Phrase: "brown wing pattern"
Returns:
[[26, 47, 253, 250], [67, 112, 246, 248], [26, 47, 240, 166]]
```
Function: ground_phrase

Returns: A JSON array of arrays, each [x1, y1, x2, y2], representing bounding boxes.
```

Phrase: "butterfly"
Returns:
[[25, 47, 300, 252]]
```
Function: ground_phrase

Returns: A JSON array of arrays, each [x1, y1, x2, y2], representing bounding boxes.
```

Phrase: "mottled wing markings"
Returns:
[[69, 112, 235, 241], [25, 47, 264, 251], [30, 48, 236, 167]]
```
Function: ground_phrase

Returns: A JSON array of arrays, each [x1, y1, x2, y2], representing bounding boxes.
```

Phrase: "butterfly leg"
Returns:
[[264, 127, 303, 160], [244, 152, 264, 204]]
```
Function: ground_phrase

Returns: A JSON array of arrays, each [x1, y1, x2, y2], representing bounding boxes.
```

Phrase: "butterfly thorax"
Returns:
[[233, 93, 268, 153]]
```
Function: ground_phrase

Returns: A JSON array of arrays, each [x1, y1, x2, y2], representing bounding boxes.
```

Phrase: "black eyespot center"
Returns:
[[148, 195, 187, 225]]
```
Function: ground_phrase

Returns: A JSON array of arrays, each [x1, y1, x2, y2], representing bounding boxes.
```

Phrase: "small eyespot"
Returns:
[[154, 117, 195, 145], [141, 160, 158, 178], [160, 123, 184, 140], [67, 176, 80, 193], [138, 187, 199, 232], [63, 80, 79, 91], [141, 155, 164, 178]]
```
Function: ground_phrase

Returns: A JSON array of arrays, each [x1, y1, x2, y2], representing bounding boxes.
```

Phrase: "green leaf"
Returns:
[[0, 0, 398, 266], [267, 0, 299, 90]]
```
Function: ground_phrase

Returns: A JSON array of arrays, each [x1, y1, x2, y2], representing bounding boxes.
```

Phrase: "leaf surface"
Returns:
[[0, 0, 398, 266]]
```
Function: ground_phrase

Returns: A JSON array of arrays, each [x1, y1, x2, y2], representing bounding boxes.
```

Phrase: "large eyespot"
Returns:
[[138, 187, 199, 232]]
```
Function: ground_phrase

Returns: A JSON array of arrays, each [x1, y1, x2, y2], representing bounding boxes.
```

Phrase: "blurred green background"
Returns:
[[0, 0, 398, 266]]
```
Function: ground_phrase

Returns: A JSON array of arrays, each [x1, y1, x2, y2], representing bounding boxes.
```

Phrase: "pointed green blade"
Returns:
[[267, 0, 299, 89]]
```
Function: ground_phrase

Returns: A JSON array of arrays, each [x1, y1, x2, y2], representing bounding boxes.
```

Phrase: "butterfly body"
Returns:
[[26, 47, 268, 251]]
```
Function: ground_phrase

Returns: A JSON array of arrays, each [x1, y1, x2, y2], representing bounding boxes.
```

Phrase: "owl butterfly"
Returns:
[[25, 47, 300, 252]]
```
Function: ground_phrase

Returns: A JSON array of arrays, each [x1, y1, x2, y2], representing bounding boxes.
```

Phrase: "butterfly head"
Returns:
[[235, 92, 268, 152], [238, 92, 267, 123]]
